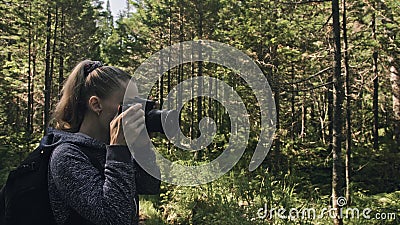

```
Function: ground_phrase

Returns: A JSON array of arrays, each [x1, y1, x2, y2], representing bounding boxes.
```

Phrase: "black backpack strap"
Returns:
[[0, 186, 5, 225]]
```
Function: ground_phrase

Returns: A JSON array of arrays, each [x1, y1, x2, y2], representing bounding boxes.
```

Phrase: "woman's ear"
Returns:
[[88, 96, 102, 116]]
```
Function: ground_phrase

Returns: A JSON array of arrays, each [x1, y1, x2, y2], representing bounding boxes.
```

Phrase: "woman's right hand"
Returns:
[[110, 104, 145, 145]]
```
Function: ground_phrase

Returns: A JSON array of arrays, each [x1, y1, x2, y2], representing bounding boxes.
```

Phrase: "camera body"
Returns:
[[122, 97, 178, 136]]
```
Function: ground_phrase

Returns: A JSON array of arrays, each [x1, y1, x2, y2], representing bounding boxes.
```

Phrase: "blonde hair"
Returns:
[[53, 60, 131, 132]]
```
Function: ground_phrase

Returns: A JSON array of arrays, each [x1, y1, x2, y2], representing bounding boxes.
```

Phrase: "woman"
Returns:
[[47, 60, 160, 225]]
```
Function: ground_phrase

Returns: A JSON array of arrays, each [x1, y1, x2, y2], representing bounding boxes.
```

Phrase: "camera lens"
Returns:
[[123, 97, 179, 137], [145, 109, 179, 137]]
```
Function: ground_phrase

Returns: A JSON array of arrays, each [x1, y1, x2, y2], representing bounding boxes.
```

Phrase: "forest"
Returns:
[[0, 0, 399, 224]]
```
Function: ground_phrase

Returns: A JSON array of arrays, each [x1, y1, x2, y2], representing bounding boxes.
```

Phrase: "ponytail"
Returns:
[[53, 60, 131, 132]]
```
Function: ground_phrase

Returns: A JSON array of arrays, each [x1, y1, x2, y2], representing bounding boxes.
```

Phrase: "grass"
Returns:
[[137, 139, 399, 224]]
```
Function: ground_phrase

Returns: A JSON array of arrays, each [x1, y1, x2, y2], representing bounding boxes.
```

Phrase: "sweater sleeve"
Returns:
[[134, 145, 161, 195], [49, 143, 137, 225], [131, 143, 161, 195]]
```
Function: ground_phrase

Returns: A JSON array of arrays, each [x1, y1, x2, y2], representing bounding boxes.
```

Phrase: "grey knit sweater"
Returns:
[[47, 129, 160, 225]]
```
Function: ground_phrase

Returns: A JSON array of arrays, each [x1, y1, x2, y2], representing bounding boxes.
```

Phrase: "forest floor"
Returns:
[[136, 141, 400, 224]]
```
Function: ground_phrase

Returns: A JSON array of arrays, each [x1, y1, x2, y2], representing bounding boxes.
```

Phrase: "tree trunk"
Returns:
[[58, 5, 65, 99], [126, 0, 131, 16], [159, 32, 164, 107], [191, 53, 195, 139], [300, 97, 306, 141], [167, 1, 172, 109], [274, 69, 281, 153], [372, 7, 379, 151], [343, 0, 352, 205], [215, 73, 219, 127], [195, 1, 203, 160], [327, 76, 333, 152], [332, 0, 344, 224], [318, 94, 326, 143], [50, 5, 58, 110], [390, 64, 400, 149], [167, 1, 172, 153], [31, 32, 37, 134], [43, 6, 52, 134], [27, 0, 32, 137], [178, 4, 184, 143], [291, 66, 296, 143]]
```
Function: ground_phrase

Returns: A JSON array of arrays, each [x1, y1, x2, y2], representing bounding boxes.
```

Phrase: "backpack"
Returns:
[[0, 132, 104, 225]]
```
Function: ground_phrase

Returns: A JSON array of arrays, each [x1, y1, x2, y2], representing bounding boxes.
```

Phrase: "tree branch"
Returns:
[[318, 14, 333, 33], [280, 0, 331, 5], [283, 81, 334, 92], [284, 67, 332, 85]]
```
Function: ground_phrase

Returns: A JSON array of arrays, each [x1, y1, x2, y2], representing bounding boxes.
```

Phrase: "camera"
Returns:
[[121, 97, 179, 136]]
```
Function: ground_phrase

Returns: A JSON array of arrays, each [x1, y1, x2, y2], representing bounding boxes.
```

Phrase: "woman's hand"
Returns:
[[110, 104, 145, 145]]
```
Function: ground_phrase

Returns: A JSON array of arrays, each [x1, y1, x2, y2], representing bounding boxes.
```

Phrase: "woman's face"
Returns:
[[97, 81, 150, 146], [99, 82, 139, 134]]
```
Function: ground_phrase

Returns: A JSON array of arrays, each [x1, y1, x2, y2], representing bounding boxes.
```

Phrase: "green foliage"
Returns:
[[0, 0, 108, 186]]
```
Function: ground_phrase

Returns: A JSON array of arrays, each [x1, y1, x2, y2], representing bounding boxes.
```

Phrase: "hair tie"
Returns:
[[84, 61, 103, 76]]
